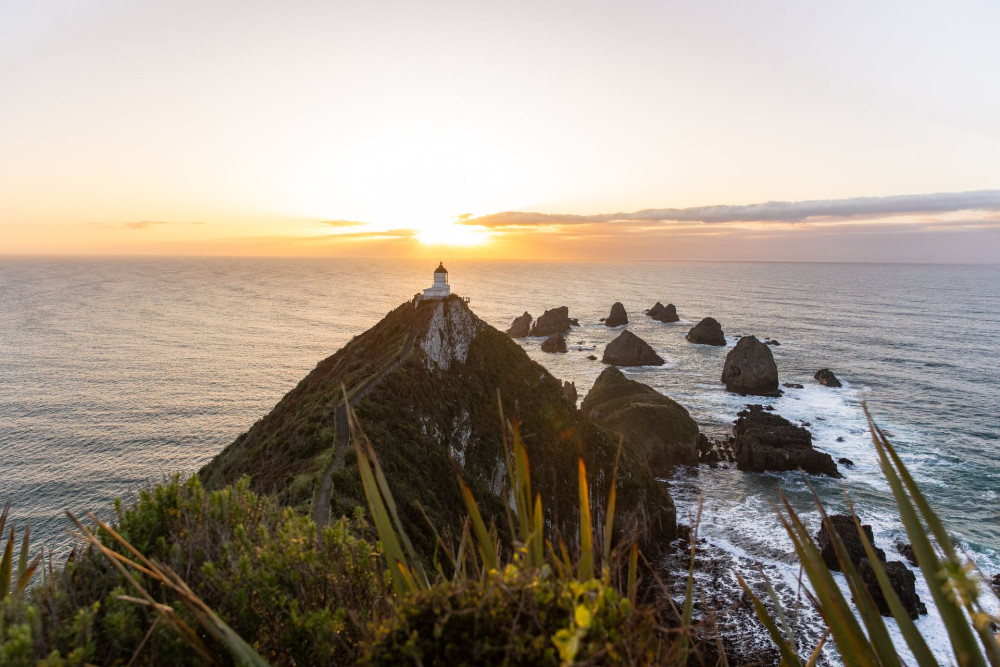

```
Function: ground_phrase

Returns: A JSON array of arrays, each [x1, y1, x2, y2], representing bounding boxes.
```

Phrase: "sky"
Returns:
[[1, 0, 999, 261]]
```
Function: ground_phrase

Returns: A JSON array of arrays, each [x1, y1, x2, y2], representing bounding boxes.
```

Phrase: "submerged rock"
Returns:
[[530, 306, 574, 337], [582, 366, 699, 472], [541, 334, 567, 353], [604, 302, 628, 327], [587, 354, 598, 361], [505, 312, 532, 338], [838, 457, 855, 467], [602, 330, 665, 366], [686, 317, 726, 346], [733, 405, 840, 477], [783, 382, 804, 389], [721, 335, 780, 396], [817, 515, 926, 619], [814, 368, 842, 387]]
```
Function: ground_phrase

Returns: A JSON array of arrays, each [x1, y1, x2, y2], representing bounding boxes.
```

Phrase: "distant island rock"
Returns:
[[646, 302, 679, 322], [541, 333, 567, 353], [602, 330, 665, 366], [562, 381, 578, 404], [817, 515, 926, 619], [814, 368, 842, 387], [582, 366, 699, 473], [733, 405, 841, 477], [530, 306, 574, 337], [505, 312, 532, 338], [604, 302, 628, 327], [721, 335, 780, 396], [686, 317, 726, 346]]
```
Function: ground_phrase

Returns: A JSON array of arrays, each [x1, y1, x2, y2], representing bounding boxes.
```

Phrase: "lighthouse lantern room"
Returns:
[[421, 262, 451, 300]]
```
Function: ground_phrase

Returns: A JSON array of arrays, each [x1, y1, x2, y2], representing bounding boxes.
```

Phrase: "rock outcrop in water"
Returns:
[[817, 514, 927, 619], [505, 312, 532, 338], [721, 336, 780, 396], [201, 296, 676, 556], [562, 381, 578, 404], [602, 330, 665, 366], [686, 317, 726, 346], [530, 306, 574, 337], [582, 366, 699, 472], [733, 405, 841, 477], [541, 333, 567, 353], [647, 302, 679, 322], [814, 368, 842, 387], [604, 302, 628, 327]]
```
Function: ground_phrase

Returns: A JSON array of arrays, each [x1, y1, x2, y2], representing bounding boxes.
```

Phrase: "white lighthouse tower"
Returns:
[[421, 262, 451, 300]]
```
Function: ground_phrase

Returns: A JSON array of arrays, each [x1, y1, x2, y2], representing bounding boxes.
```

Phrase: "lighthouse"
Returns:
[[421, 262, 451, 300]]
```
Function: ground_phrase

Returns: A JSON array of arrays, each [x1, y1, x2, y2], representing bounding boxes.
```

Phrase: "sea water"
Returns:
[[2, 257, 998, 660]]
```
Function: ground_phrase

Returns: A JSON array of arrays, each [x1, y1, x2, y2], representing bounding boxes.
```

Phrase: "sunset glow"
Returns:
[[1, 1, 998, 261]]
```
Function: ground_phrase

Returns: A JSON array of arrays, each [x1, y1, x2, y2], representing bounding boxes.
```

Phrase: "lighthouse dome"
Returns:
[[434, 262, 448, 274]]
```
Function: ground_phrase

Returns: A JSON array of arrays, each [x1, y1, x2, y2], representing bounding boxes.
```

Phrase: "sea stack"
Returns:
[[721, 335, 780, 396], [648, 302, 679, 322], [506, 312, 532, 338], [602, 330, 665, 366], [541, 334, 567, 353], [604, 302, 628, 327], [686, 317, 726, 346], [530, 306, 574, 337]]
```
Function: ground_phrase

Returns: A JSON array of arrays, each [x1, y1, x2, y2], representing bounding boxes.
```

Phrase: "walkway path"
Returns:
[[313, 323, 419, 529]]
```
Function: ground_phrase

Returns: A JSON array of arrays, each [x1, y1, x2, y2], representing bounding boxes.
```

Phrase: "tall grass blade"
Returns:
[[577, 457, 593, 581], [865, 412, 987, 666], [676, 498, 702, 665], [627, 539, 638, 604], [844, 494, 937, 667], [602, 440, 623, 571], [458, 478, 499, 571], [1, 524, 13, 599], [737, 574, 802, 666], [775, 494, 877, 666]]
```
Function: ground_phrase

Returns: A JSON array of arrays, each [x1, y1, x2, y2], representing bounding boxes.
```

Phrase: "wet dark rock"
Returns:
[[838, 457, 855, 468], [733, 405, 841, 477], [541, 334, 567, 353], [992, 574, 1000, 598], [836, 436, 845, 443], [586, 354, 597, 361], [530, 306, 574, 337], [602, 330, 665, 366], [764, 405, 774, 411], [604, 302, 628, 327], [859, 559, 927, 618], [783, 383, 804, 389], [765, 339, 781, 346], [569, 318, 579, 326], [816, 515, 927, 619], [583, 366, 699, 473], [817, 515, 885, 571], [562, 381, 578, 405], [505, 312, 532, 338], [814, 368, 842, 387], [647, 302, 679, 322], [721, 335, 780, 396], [896, 541, 918, 566], [686, 317, 726, 346]]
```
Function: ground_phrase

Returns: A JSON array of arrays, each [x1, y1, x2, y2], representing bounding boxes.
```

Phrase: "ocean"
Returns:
[[2, 256, 998, 660]]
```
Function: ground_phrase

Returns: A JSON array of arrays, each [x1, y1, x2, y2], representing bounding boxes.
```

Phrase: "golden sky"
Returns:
[[2, 1, 999, 261]]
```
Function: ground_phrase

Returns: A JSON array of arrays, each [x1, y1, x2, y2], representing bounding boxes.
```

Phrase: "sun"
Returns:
[[415, 220, 491, 246]]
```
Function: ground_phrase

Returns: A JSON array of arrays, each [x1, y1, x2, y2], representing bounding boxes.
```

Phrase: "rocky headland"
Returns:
[[582, 366, 700, 472]]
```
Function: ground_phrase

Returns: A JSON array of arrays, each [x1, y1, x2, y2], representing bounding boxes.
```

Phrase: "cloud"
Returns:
[[318, 219, 367, 228], [86, 220, 172, 230], [463, 190, 1000, 228], [122, 220, 170, 230]]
